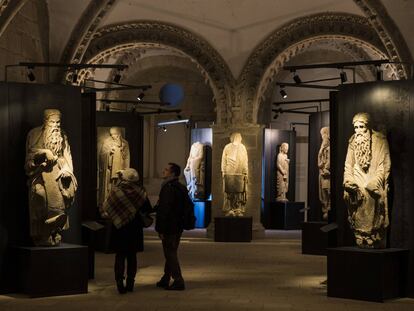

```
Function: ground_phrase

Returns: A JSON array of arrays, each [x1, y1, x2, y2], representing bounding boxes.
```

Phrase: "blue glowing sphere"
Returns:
[[159, 83, 184, 107]]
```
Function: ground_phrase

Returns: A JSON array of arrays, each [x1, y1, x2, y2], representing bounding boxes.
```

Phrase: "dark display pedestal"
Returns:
[[269, 201, 304, 230], [327, 247, 409, 302], [214, 217, 252, 242], [302, 221, 329, 255], [14, 243, 88, 297], [94, 219, 115, 253]]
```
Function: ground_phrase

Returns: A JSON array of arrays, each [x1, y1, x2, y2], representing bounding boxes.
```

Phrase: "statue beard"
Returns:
[[354, 131, 371, 172], [43, 125, 63, 156]]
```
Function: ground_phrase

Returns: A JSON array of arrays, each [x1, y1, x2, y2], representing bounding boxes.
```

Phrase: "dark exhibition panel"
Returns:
[[302, 111, 331, 255], [262, 129, 296, 228], [94, 111, 144, 252], [307, 111, 330, 222], [330, 80, 414, 298], [0, 82, 92, 294], [190, 128, 212, 228]]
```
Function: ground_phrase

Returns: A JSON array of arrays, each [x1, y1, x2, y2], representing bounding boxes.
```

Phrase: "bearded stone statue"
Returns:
[[221, 132, 248, 216], [343, 112, 391, 249], [184, 141, 205, 199], [98, 127, 130, 209], [25, 109, 78, 246], [318, 127, 331, 220], [276, 143, 289, 202]]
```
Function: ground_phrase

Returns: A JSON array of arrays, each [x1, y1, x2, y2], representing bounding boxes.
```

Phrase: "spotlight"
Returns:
[[27, 67, 35, 82], [137, 92, 145, 101], [340, 71, 347, 83], [293, 73, 301, 84], [176, 114, 182, 120], [279, 87, 287, 99], [273, 114, 279, 120], [162, 126, 167, 132], [113, 72, 121, 83], [105, 104, 110, 112], [376, 67, 383, 81]]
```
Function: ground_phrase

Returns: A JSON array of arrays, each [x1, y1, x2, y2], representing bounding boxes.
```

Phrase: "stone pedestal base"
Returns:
[[270, 201, 304, 230], [14, 243, 88, 297], [327, 247, 409, 302], [301, 221, 329, 255], [214, 217, 252, 242]]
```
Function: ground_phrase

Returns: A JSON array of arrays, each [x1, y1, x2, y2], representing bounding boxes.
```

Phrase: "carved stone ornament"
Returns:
[[236, 12, 405, 124], [343, 112, 391, 249], [25, 109, 78, 246], [221, 133, 248, 216], [184, 142, 205, 200], [98, 127, 130, 211], [318, 127, 331, 220], [276, 143, 289, 202]]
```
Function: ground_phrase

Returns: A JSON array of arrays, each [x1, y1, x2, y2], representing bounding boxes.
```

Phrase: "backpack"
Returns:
[[175, 183, 196, 230]]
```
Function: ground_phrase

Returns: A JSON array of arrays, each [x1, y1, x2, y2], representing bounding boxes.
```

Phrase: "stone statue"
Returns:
[[221, 132, 248, 216], [98, 127, 130, 209], [318, 127, 331, 220], [343, 112, 391, 249], [276, 142, 290, 202], [184, 141, 205, 199], [25, 109, 78, 246]]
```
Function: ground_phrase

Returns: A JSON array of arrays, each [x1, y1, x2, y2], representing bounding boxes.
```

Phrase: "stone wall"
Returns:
[[0, 0, 49, 82]]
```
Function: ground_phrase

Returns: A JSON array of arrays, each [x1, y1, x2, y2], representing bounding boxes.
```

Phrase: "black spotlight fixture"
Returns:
[[137, 92, 145, 101], [27, 67, 36, 82], [162, 126, 167, 132], [105, 104, 110, 112], [376, 66, 383, 81], [176, 114, 182, 120], [131, 105, 136, 113], [113, 72, 121, 83], [293, 72, 301, 84], [72, 71, 78, 83], [340, 70, 348, 83], [279, 86, 287, 99]]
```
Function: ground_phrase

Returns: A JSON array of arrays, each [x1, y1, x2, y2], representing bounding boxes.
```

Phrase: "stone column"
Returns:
[[207, 124, 265, 239]]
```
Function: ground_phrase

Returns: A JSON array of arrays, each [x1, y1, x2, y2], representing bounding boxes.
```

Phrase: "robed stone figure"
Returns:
[[343, 112, 391, 249], [98, 127, 130, 208], [184, 141, 205, 199], [318, 127, 331, 220], [276, 143, 289, 202], [25, 109, 78, 246], [221, 133, 248, 216]]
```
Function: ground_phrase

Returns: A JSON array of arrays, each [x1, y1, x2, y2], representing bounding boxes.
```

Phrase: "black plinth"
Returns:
[[301, 221, 329, 255], [15, 243, 88, 297], [269, 201, 304, 229], [94, 219, 115, 253], [327, 247, 409, 302], [214, 217, 252, 242]]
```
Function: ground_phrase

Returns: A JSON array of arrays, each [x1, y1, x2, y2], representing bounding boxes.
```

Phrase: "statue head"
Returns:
[[352, 112, 371, 136], [118, 168, 139, 182], [43, 109, 62, 130], [320, 127, 330, 146], [280, 142, 289, 154], [109, 127, 123, 144], [230, 132, 242, 145]]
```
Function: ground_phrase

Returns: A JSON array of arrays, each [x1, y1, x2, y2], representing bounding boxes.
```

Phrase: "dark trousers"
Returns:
[[114, 251, 137, 281], [162, 233, 183, 282]]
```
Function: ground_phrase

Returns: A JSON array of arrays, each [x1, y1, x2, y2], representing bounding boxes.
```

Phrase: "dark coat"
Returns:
[[113, 197, 153, 253], [155, 178, 187, 234]]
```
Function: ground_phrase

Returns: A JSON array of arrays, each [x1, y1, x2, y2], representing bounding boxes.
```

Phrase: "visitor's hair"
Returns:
[[168, 162, 181, 177]]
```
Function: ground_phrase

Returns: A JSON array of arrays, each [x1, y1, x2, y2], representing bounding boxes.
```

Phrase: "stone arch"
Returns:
[[237, 12, 409, 124], [0, 0, 28, 38], [76, 21, 235, 125]]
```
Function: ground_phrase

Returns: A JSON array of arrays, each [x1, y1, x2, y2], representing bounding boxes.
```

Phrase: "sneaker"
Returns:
[[126, 278, 134, 292], [116, 279, 127, 294], [165, 281, 185, 291]]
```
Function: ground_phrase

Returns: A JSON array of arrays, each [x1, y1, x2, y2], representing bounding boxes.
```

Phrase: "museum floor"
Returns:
[[1, 229, 413, 311]]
